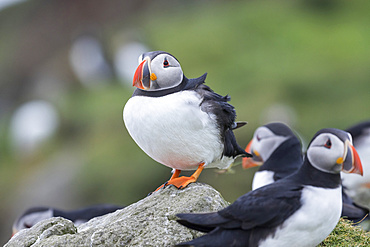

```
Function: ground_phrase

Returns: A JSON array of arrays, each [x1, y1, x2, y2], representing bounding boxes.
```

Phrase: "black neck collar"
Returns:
[[292, 157, 341, 189]]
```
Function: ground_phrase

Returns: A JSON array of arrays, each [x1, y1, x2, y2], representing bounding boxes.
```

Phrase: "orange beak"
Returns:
[[242, 140, 262, 169], [133, 59, 147, 90], [341, 141, 363, 176]]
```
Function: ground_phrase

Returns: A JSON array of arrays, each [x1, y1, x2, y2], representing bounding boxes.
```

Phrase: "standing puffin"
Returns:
[[123, 51, 251, 190], [176, 128, 363, 247], [243, 122, 368, 223], [12, 204, 123, 236], [242, 122, 303, 190]]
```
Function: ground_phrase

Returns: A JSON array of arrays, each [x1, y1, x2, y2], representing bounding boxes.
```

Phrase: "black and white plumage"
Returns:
[[176, 128, 363, 247], [12, 204, 123, 236], [341, 120, 370, 199], [243, 122, 368, 223], [242, 122, 303, 190], [123, 51, 250, 189]]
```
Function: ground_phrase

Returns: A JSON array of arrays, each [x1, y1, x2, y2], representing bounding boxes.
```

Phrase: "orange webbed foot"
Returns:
[[164, 175, 198, 189], [153, 163, 205, 192]]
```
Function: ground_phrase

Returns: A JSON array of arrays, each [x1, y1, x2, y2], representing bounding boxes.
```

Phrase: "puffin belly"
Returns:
[[259, 186, 342, 247], [123, 91, 227, 170]]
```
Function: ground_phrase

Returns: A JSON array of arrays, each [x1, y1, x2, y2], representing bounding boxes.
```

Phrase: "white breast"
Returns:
[[258, 186, 342, 247], [252, 171, 275, 190], [123, 91, 233, 170]]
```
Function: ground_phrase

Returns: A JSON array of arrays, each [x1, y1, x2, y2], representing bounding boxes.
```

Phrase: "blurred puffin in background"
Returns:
[[12, 204, 123, 237], [242, 122, 303, 190], [176, 128, 363, 247], [342, 120, 370, 205], [123, 51, 251, 191]]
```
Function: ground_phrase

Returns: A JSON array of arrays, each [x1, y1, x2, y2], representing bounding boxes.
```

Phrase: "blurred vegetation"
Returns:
[[0, 0, 369, 245]]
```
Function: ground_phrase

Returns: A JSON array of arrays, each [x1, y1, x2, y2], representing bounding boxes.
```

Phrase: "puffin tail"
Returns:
[[176, 212, 231, 233], [224, 130, 252, 158], [175, 228, 251, 247], [232, 121, 247, 130]]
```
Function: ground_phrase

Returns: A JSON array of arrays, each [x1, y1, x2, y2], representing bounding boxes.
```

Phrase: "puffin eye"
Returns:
[[163, 59, 169, 67], [324, 139, 332, 149], [24, 223, 32, 228]]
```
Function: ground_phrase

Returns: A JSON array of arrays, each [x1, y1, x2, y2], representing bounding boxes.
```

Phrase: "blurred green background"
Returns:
[[0, 0, 369, 244]]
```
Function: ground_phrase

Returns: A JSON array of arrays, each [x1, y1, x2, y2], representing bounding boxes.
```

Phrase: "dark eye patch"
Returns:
[[163, 58, 169, 67]]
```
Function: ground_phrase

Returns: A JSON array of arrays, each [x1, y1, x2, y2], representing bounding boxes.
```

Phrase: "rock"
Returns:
[[5, 183, 229, 247], [5, 217, 77, 247]]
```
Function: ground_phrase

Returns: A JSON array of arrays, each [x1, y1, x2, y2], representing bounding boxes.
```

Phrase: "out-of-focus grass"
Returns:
[[144, 0, 370, 136]]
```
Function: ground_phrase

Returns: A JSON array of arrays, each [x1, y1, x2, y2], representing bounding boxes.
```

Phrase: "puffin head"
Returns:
[[307, 128, 363, 175], [133, 51, 184, 91], [242, 122, 297, 169], [12, 207, 53, 237]]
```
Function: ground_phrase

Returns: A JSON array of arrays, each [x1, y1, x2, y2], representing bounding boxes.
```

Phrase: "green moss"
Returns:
[[320, 218, 370, 246]]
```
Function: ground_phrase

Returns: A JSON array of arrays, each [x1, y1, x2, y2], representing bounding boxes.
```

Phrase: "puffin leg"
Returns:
[[154, 163, 205, 192], [165, 163, 205, 189], [154, 169, 181, 192], [170, 169, 182, 179]]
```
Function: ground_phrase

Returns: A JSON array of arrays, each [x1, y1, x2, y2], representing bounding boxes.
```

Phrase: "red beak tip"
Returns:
[[132, 60, 146, 89], [352, 145, 363, 176]]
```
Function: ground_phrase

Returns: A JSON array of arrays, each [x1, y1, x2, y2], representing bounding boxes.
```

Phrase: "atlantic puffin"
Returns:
[[123, 51, 251, 190], [242, 122, 368, 223], [12, 204, 123, 236], [341, 120, 370, 199], [176, 128, 363, 247], [242, 122, 302, 190]]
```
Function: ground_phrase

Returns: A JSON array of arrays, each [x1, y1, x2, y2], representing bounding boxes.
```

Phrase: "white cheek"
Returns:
[[255, 136, 288, 161], [307, 147, 342, 173], [156, 68, 183, 88]]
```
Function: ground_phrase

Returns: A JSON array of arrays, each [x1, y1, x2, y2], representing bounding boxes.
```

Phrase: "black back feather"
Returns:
[[194, 82, 250, 158]]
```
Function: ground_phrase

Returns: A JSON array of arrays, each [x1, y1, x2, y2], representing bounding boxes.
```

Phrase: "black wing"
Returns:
[[219, 181, 302, 229], [177, 180, 302, 246], [191, 82, 250, 158], [175, 227, 251, 247]]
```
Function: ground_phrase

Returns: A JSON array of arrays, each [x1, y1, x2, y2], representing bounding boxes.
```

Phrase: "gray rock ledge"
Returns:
[[6, 183, 229, 247]]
